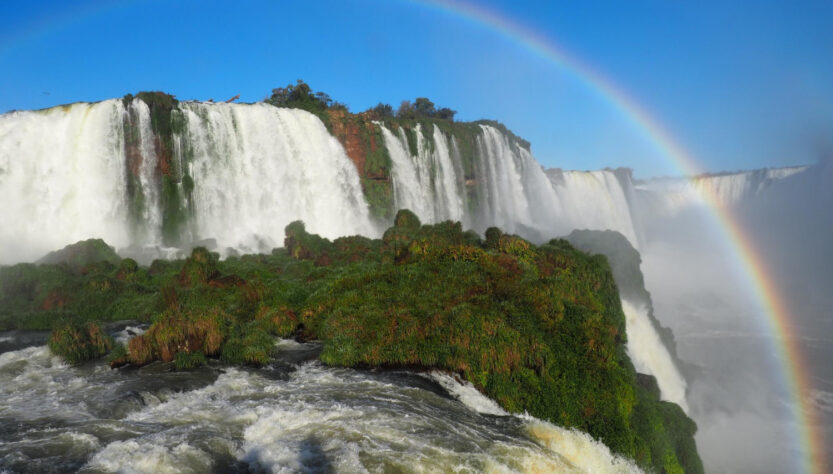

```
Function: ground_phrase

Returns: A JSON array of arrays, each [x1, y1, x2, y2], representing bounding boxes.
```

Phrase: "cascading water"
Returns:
[[124, 98, 165, 246], [379, 123, 567, 238], [0, 97, 727, 471], [621, 299, 689, 412], [546, 169, 641, 247], [0, 101, 376, 264], [181, 102, 375, 254], [378, 123, 467, 226], [473, 125, 554, 235], [0, 101, 131, 264], [634, 166, 809, 217]]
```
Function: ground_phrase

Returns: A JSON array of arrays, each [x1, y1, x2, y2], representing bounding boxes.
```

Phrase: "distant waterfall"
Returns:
[[546, 169, 640, 246], [379, 124, 466, 226], [380, 123, 565, 238], [634, 166, 808, 217], [473, 125, 560, 236]]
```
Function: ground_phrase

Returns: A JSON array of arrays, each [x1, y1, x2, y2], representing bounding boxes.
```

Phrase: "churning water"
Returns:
[[0, 333, 639, 473]]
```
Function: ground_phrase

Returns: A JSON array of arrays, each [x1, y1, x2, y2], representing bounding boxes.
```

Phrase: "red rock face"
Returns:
[[123, 110, 143, 179], [154, 135, 173, 177], [327, 109, 368, 176]]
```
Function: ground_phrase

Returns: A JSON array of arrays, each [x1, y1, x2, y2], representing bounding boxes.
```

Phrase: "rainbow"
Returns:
[[408, 0, 828, 472], [1, 1, 826, 471]]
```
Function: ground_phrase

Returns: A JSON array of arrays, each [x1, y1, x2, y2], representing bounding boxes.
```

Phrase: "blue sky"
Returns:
[[1, 0, 831, 177]]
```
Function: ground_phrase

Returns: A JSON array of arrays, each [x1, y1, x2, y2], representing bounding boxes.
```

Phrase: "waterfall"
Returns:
[[546, 168, 640, 246], [621, 299, 689, 412], [125, 98, 164, 245], [0, 101, 375, 263], [634, 166, 809, 217], [380, 123, 567, 238], [180, 102, 374, 254], [0, 100, 130, 263], [378, 123, 466, 226]]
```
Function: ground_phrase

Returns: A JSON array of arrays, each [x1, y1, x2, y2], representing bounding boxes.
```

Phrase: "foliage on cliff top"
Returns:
[[565, 229, 684, 372], [265, 79, 347, 115], [0, 212, 701, 472]]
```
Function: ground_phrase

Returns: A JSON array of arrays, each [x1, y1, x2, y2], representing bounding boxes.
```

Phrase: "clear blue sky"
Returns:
[[1, 0, 831, 177]]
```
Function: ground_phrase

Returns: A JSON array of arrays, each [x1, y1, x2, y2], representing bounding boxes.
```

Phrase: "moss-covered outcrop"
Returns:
[[122, 91, 190, 246], [323, 109, 395, 220], [565, 229, 687, 374], [37, 238, 121, 269], [0, 212, 702, 472]]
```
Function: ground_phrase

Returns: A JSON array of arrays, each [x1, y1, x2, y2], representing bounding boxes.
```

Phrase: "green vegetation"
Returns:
[[394, 97, 456, 121], [565, 229, 685, 373], [0, 212, 701, 472], [37, 238, 121, 268], [265, 79, 347, 115], [123, 91, 191, 246], [48, 321, 113, 365]]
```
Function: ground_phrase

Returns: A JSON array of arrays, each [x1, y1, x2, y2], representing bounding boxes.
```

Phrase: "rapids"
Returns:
[[0, 333, 639, 473]]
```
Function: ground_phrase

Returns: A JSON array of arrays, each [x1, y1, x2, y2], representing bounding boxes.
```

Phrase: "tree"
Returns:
[[367, 102, 394, 119], [413, 97, 436, 117], [266, 79, 343, 113], [396, 100, 416, 119], [436, 107, 456, 121]]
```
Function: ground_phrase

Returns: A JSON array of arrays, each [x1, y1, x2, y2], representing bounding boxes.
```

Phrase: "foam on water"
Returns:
[[429, 371, 508, 416], [432, 371, 641, 473], [85, 439, 213, 474], [0, 347, 636, 474], [112, 325, 147, 346]]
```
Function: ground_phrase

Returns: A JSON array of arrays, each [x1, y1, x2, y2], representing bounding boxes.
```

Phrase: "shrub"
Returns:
[[174, 350, 206, 370], [48, 322, 113, 364]]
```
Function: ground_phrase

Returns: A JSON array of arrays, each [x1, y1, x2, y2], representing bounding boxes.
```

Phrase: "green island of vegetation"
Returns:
[[0, 211, 701, 473]]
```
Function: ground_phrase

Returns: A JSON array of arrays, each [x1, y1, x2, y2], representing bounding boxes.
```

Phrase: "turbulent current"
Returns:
[[0, 331, 638, 473]]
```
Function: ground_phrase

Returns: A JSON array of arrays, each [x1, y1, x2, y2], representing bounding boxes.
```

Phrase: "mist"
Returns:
[[634, 159, 833, 473]]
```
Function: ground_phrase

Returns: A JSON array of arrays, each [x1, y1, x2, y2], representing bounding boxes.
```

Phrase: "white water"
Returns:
[[0, 101, 130, 263], [9, 100, 815, 471], [546, 169, 640, 246], [181, 102, 375, 253], [379, 123, 467, 225], [0, 101, 376, 263], [474, 125, 560, 236], [0, 340, 641, 473], [379, 123, 645, 248], [621, 299, 688, 412], [634, 166, 808, 217], [128, 98, 164, 245], [430, 372, 640, 473]]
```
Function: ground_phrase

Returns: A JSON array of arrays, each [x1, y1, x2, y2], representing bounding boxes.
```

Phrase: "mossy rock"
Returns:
[[393, 209, 421, 229], [37, 239, 120, 270]]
